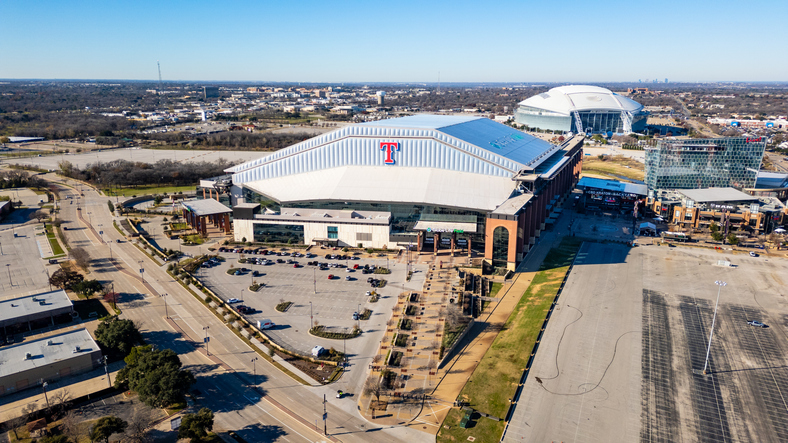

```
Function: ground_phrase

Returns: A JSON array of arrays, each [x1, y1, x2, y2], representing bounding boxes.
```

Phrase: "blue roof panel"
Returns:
[[438, 118, 556, 167]]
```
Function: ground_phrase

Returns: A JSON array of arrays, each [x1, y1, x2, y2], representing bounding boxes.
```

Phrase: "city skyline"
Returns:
[[1, 0, 787, 83]]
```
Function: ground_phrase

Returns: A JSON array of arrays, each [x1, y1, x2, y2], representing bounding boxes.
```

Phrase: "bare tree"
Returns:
[[62, 410, 83, 443], [31, 209, 47, 223], [51, 388, 72, 413], [124, 408, 155, 443], [363, 375, 384, 404], [7, 412, 28, 440], [71, 247, 91, 270]]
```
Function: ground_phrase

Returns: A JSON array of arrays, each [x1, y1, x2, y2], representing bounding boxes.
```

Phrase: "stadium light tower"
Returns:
[[702, 281, 726, 375]]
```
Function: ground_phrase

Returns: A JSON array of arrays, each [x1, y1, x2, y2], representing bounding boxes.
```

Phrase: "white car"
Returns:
[[227, 298, 241, 304], [749, 251, 758, 257]]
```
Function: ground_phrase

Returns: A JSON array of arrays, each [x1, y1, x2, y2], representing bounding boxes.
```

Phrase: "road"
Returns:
[[49, 174, 426, 443]]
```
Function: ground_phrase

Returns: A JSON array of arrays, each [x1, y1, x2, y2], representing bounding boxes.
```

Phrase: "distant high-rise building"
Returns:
[[203, 86, 220, 99], [638, 79, 642, 83], [376, 91, 385, 106], [665, 78, 668, 84]]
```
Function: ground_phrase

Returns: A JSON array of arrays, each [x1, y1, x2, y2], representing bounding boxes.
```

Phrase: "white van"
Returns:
[[311, 345, 325, 357], [257, 319, 274, 330]]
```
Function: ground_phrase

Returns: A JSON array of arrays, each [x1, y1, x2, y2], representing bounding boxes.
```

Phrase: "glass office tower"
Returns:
[[645, 137, 766, 190]]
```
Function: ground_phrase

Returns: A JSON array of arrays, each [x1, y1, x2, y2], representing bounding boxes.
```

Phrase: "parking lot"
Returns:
[[504, 237, 788, 442], [195, 248, 420, 358]]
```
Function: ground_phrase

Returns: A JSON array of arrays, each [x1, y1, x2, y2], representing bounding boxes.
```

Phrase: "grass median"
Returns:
[[581, 155, 644, 182], [105, 184, 195, 197], [437, 237, 582, 443]]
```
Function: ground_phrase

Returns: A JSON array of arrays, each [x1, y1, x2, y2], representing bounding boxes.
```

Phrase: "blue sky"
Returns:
[[1, 0, 786, 83]]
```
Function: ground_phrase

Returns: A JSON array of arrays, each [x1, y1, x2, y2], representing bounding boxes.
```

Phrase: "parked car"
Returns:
[[352, 312, 359, 320], [345, 275, 352, 281], [328, 274, 334, 280], [227, 298, 241, 304], [747, 320, 767, 327], [312, 345, 325, 357], [749, 251, 758, 257]]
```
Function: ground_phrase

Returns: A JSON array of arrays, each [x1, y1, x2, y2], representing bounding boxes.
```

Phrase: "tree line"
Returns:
[[140, 130, 315, 151], [0, 111, 132, 139], [58, 158, 233, 187]]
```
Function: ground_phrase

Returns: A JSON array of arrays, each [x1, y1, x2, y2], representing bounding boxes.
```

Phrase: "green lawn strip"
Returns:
[[438, 238, 581, 443], [44, 224, 65, 255], [106, 184, 195, 197], [438, 408, 504, 443]]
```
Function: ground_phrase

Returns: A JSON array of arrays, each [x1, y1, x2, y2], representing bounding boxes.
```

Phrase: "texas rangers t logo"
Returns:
[[380, 142, 399, 164]]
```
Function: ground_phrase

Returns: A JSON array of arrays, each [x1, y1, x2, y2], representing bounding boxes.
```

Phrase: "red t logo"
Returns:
[[380, 142, 399, 164]]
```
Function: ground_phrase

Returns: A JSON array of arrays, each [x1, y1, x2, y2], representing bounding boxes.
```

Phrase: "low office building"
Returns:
[[652, 187, 787, 235], [575, 177, 648, 212], [1, 290, 74, 335], [0, 329, 101, 396], [219, 115, 584, 270], [744, 171, 788, 200]]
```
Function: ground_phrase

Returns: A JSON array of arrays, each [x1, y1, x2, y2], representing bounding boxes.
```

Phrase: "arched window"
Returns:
[[492, 226, 509, 268]]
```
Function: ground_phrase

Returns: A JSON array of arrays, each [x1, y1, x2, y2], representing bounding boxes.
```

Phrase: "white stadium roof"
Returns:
[[229, 115, 565, 211], [518, 85, 644, 116]]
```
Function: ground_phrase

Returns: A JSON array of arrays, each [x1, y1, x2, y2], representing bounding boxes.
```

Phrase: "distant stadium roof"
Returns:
[[677, 187, 758, 203], [7, 137, 45, 143], [577, 177, 648, 196], [518, 85, 644, 116]]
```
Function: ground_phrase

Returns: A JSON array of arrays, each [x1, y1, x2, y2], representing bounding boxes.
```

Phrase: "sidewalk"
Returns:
[[0, 361, 125, 424], [410, 208, 575, 434]]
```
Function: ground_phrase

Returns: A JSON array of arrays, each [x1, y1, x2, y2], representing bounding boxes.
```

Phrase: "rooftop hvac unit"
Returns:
[[73, 346, 81, 353]]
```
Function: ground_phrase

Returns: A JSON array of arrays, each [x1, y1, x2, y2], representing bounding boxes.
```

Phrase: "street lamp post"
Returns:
[[41, 381, 50, 409], [100, 356, 111, 387], [702, 280, 727, 375], [6, 264, 12, 287], [310, 301, 313, 327], [313, 268, 316, 294], [138, 260, 145, 284], [357, 303, 360, 331], [251, 357, 258, 385], [161, 293, 169, 319], [203, 326, 210, 356]]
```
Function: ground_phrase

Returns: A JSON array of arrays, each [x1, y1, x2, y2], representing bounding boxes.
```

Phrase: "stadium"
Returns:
[[205, 115, 582, 270], [514, 85, 648, 134]]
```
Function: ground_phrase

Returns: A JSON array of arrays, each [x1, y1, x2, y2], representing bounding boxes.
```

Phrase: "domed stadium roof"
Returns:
[[518, 85, 644, 116]]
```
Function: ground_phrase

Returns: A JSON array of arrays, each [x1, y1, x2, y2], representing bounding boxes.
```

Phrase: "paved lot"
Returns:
[[0, 224, 53, 298], [1, 148, 267, 170], [196, 249, 421, 358], [504, 240, 788, 443]]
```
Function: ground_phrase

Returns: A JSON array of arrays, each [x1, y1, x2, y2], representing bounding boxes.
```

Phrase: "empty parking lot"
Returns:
[[504, 242, 788, 443]]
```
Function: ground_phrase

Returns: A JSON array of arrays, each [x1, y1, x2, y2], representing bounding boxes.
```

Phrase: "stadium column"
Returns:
[[451, 232, 456, 256], [201, 216, 207, 235], [224, 214, 231, 234], [417, 231, 423, 253], [433, 232, 440, 256], [202, 188, 206, 199]]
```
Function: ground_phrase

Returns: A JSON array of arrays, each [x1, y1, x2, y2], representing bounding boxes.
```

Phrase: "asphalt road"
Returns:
[[47, 174, 426, 442]]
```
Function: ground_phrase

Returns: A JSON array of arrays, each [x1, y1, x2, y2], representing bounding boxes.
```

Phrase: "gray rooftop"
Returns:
[[755, 171, 788, 189], [0, 329, 100, 378], [256, 207, 391, 225], [577, 177, 649, 196], [0, 290, 73, 326], [492, 193, 534, 215], [182, 199, 233, 216], [678, 187, 759, 203]]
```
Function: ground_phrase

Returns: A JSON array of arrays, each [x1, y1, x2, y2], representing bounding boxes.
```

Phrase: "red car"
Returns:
[[353, 264, 360, 269], [293, 263, 300, 268], [328, 274, 334, 279]]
